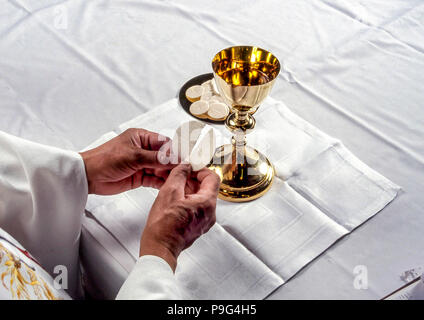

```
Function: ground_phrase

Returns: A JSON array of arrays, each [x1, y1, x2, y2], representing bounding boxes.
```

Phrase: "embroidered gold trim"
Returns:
[[0, 243, 60, 300]]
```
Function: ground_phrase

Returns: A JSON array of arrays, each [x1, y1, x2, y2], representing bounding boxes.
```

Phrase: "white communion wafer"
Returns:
[[189, 125, 216, 171], [208, 102, 230, 120], [189, 100, 209, 116], [201, 89, 213, 101], [209, 95, 225, 104], [201, 80, 214, 100], [201, 79, 212, 89], [172, 121, 204, 163], [185, 85, 204, 102], [171, 121, 216, 171]]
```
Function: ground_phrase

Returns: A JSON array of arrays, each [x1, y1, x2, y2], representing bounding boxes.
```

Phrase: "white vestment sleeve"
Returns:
[[0, 131, 88, 298], [116, 255, 181, 300]]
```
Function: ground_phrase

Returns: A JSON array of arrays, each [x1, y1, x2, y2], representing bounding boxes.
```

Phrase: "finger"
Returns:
[[142, 168, 169, 181], [144, 168, 154, 175], [154, 168, 170, 180], [121, 171, 166, 190], [163, 163, 192, 198], [137, 129, 171, 151], [134, 149, 176, 170], [141, 175, 166, 189], [195, 168, 221, 197], [184, 178, 200, 195]]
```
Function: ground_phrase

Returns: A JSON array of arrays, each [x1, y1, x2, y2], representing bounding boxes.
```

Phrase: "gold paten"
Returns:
[[207, 46, 280, 202]]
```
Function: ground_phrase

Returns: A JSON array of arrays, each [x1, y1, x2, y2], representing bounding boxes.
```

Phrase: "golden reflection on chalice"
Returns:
[[207, 46, 280, 202]]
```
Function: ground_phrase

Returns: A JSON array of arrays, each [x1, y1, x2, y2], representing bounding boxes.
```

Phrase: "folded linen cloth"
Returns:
[[85, 97, 400, 299]]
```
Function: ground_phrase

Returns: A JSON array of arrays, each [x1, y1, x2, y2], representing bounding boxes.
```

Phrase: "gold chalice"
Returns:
[[208, 46, 280, 202]]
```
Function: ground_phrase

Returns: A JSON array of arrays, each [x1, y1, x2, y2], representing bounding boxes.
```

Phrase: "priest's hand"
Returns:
[[80, 128, 174, 195], [139, 164, 220, 271]]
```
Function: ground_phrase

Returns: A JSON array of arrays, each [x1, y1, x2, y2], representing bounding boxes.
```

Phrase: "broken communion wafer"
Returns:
[[171, 121, 216, 171], [185, 85, 204, 102], [189, 125, 216, 171]]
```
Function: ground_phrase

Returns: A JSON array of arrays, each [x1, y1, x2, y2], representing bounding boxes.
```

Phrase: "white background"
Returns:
[[0, 0, 423, 299]]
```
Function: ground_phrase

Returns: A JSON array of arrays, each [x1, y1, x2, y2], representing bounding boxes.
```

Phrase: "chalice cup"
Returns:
[[208, 46, 280, 202]]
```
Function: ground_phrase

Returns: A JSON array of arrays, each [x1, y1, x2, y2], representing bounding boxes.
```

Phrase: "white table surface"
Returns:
[[1, 0, 423, 299]]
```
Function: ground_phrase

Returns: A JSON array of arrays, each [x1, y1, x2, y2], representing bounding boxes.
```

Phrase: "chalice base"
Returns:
[[207, 144, 274, 202]]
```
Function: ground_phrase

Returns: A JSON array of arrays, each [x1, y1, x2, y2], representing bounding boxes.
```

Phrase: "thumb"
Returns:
[[164, 163, 192, 197]]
